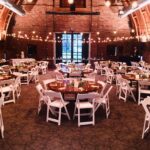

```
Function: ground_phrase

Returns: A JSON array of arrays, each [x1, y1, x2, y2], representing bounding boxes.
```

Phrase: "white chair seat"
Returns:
[[50, 100, 69, 108], [82, 78, 95, 82], [73, 92, 96, 126], [2, 86, 12, 93], [94, 97, 105, 104], [13, 72, 22, 76], [140, 89, 150, 94], [76, 102, 93, 109], [1, 84, 15, 105]]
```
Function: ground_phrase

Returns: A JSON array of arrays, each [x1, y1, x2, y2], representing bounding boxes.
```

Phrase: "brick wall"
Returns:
[[4, 0, 139, 61]]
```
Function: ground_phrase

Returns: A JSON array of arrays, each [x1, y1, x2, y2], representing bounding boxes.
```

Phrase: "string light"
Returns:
[[105, 0, 111, 7], [96, 32, 100, 35], [6, 31, 147, 43], [131, 29, 135, 33], [131, 1, 138, 8], [26, 0, 33, 3]]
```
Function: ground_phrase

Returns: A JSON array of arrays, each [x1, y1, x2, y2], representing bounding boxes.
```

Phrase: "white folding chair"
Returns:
[[13, 72, 29, 85], [13, 76, 21, 99], [119, 78, 136, 102], [94, 61, 100, 71], [55, 64, 61, 72], [101, 66, 108, 76], [138, 81, 150, 105], [43, 79, 56, 90], [97, 81, 107, 97], [94, 86, 113, 118], [36, 83, 49, 114], [45, 90, 70, 125], [29, 67, 39, 83], [1, 80, 15, 105], [73, 92, 97, 126], [83, 71, 97, 82], [55, 72, 64, 80], [115, 74, 122, 95], [106, 68, 114, 84], [141, 97, 150, 139], [38, 62, 48, 74], [85, 63, 91, 70], [0, 91, 4, 138]]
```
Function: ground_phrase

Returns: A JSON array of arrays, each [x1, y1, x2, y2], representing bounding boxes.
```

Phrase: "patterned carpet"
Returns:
[[0, 71, 150, 150]]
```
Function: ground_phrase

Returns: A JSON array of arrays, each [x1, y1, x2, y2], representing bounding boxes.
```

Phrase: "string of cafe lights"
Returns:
[[5, 30, 150, 43]]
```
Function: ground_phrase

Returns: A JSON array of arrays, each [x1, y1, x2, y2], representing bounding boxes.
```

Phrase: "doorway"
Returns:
[[27, 44, 37, 58], [56, 33, 89, 63]]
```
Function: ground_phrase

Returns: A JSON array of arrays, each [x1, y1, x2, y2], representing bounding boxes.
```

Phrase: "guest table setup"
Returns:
[[0, 73, 16, 81], [48, 78, 102, 96]]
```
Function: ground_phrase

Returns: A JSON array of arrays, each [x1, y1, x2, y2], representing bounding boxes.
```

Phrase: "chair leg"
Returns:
[[78, 108, 80, 127], [92, 107, 95, 125], [0, 111, 4, 139], [73, 105, 76, 120], [64, 106, 70, 120], [46, 106, 49, 122], [38, 101, 42, 114], [130, 90, 136, 102], [142, 115, 150, 139], [142, 116, 147, 139], [106, 102, 110, 119], [1, 123, 4, 139], [13, 91, 15, 103], [138, 93, 141, 105], [124, 90, 128, 102], [58, 108, 61, 126], [94, 103, 101, 113]]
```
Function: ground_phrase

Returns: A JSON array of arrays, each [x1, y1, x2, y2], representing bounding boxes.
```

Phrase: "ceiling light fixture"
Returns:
[[0, 0, 25, 16], [119, 0, 150, 18]]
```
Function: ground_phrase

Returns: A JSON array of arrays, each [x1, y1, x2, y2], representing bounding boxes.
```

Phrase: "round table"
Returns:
[[82, 69, 93, 77], [0, 73, 16, 81], [122, 73, 150, 100], [122, 74, 150, 81], [48, 79, 102, 95]]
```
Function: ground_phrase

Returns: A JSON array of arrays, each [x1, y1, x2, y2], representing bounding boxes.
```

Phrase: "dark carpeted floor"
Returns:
[[0, 71, 150, 150]]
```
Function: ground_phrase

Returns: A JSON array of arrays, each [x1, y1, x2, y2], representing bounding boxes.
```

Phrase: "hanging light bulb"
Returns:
[[26, 0, 33, 3], [131, 1, 138, 8], [68, 0, 74, 5], [105, 0, 111, 7], [131, 29, 135, 33]]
